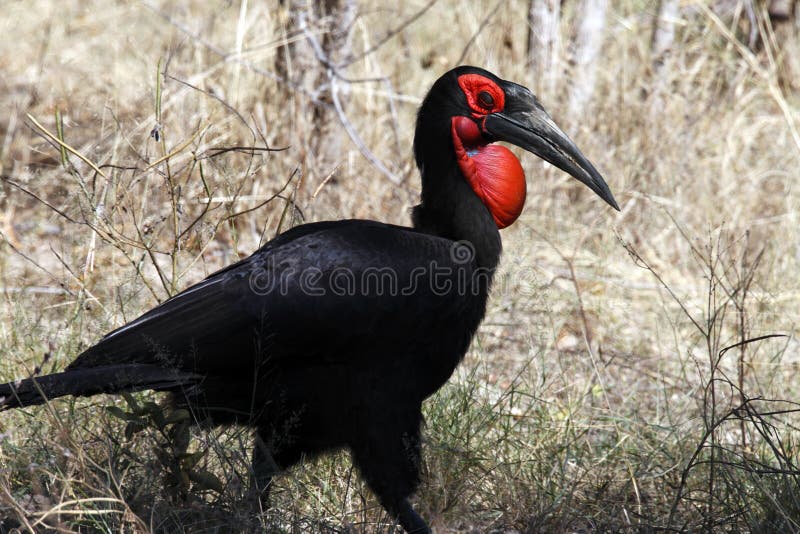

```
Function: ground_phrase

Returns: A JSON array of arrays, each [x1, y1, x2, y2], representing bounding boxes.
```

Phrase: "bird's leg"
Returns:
[[250, 430, 279, 510], [350, 407, 431, 534], [250, 427, 307, 512], [394, 498, 431, 534]]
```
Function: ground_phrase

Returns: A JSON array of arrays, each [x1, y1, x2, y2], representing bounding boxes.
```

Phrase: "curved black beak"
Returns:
[[483, 82, 620, 211]]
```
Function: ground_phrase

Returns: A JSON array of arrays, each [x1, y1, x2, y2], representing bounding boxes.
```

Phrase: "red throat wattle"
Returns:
[[451, 116, 527, 229]]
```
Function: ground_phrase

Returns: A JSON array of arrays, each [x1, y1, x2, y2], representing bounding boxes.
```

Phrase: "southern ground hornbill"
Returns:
[[0, 66, 618, 532]]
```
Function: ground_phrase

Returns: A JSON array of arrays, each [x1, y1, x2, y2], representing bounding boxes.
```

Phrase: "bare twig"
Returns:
[[26, 114, 108, 180], [456, 0, 503, 65], [296, 14, 402, 185], [339, 0, 439, 67]]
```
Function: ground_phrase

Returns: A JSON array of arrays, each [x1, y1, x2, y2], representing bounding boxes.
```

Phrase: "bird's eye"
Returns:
[[478, 91, 494, 109]]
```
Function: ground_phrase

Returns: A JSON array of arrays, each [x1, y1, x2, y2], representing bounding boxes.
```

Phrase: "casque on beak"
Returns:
[[483, 81, 620, 211]]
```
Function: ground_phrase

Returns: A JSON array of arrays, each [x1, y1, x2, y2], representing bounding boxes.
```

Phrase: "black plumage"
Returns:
[[0, 66, 618, 533]]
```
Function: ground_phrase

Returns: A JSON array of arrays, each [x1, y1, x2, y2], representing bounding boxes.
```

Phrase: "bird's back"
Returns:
[[68, 219, 492, 402]]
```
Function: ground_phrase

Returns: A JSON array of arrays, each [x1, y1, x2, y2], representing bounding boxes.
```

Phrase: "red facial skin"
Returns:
[[457, 73, 505, 116], [451, 74, 526, 229]]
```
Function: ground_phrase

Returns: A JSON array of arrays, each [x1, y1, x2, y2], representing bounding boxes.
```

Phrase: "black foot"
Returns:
[[396, 498, 431, 534], [250, 432, 280, 511]]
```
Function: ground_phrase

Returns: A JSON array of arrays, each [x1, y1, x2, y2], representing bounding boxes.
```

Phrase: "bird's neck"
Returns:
[[412, 160, 503, 271]]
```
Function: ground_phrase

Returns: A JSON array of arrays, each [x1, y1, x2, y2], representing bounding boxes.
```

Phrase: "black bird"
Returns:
[[0, 66, 618, 533]]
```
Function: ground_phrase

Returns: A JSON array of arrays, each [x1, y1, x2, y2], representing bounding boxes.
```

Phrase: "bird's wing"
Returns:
[[68, 220, 483, 372]]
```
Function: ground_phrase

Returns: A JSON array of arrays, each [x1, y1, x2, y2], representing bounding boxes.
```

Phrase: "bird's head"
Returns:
[[414, 66, 619, 229]]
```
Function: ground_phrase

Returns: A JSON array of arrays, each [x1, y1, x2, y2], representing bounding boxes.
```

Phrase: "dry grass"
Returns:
[[1, 1, 800, 532]]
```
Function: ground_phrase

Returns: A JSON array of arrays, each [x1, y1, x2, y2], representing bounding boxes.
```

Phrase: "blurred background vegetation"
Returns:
[[1, 0, 800, 531]]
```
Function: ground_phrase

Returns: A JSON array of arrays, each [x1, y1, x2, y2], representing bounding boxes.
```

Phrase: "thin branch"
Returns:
[[616, 232, 707, 337], [339, 0, 439, 67], [26, 114, 108, 180], [2, 177, 81, 224], [456, 0, 503, 65], [330, 75, 402, 184], [297, 14, 402, 185], [718, 334, 790, 360], [200, 145, 289, 159], [220, 167, 299, 223], [144, 124, 208, 171]]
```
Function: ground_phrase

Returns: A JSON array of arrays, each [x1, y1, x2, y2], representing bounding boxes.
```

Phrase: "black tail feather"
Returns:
[[0, 364, 200, 410]]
